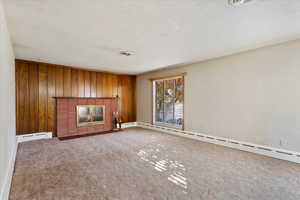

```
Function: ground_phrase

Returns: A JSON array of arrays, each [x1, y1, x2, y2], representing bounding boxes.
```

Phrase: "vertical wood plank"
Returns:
[[15, 61, 20, 134], [131, 76, 137, 122], [103, 73, 113, 97], [84, 71, 91, 97], [90, 71, 97, 97], [47, 65, 56, 134], [96, 72, 103, 97], [28, 63, 39, 133], [102, 73, 108, 97], [78, 70, 85, 97], [71, 69, 79, 97], [38, 64, 48, 132], [112, 74, 118, 97], [55, 66, 64, 97], [117, 76, 123, 120], [17, 61, 29, 134], [63, 68, 72, 96], [122, 76, 129, 122]]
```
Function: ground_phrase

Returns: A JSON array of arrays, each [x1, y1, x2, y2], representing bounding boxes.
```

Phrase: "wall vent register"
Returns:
[[228, 0, 253, 6]]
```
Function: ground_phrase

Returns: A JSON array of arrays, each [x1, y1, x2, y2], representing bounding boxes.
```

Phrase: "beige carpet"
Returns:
[[10, 127, 300, 200]]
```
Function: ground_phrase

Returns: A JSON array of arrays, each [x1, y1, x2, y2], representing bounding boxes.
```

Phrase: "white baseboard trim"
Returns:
[[17, 132, 52, 143], [0, 141, 18, 200], [132, 122, 300, 164]]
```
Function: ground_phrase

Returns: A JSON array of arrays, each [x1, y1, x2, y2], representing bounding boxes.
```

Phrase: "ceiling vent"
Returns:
[[120, 50, 133, 56], [228, 0, 253, 6]]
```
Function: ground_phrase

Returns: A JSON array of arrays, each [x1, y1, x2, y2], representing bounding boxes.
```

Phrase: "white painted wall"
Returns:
[[137, 39, 300, 152], [0, 0, 16, 199]]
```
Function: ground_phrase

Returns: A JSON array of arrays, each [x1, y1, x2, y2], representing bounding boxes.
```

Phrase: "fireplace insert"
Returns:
[[76, 105, 105, 127]]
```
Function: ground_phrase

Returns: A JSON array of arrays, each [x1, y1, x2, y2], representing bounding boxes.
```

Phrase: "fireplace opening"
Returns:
[[76, 105, 105, 127]]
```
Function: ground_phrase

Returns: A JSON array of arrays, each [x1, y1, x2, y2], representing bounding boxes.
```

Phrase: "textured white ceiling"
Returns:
[[3, 0, 300, 74]]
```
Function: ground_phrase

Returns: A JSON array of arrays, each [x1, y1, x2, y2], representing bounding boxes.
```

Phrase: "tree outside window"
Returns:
[[153, 77, 183, 128]]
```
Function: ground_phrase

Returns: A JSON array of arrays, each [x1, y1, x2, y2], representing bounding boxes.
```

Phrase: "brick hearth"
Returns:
[[56, 97, 117, 138]]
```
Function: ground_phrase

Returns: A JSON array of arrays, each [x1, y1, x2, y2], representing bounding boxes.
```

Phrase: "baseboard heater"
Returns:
[[17, 132, 52, 143], [123, 122, 300, 164]]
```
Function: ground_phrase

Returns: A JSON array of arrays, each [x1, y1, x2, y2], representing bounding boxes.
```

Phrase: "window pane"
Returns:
[[154, 77, 184, 128], [155, 81, 164, 123], [175, 78, 183, 126], [163, 79, 175, 124]]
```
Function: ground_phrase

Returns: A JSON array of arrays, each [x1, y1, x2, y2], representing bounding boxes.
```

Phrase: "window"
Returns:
[[153, 76, 184, 129]]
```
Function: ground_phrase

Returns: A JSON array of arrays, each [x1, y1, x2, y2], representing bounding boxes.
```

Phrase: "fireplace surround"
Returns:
[[55, 97, 118, 139]]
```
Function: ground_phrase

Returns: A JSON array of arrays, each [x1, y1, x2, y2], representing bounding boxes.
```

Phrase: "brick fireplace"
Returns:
[[56, 97, 118, 139]]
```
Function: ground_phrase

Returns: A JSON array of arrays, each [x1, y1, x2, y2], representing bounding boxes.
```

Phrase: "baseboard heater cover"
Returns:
[[17, 132, 52, 143], [122, 122, 300, 164], [122, 122, 138, 129]]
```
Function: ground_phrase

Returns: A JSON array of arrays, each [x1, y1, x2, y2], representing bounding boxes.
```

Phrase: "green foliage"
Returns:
[[154, 77, 184, 122]]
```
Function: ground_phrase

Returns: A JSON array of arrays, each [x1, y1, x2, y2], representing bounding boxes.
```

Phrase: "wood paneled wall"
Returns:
[[16, 59, 136, 136]]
